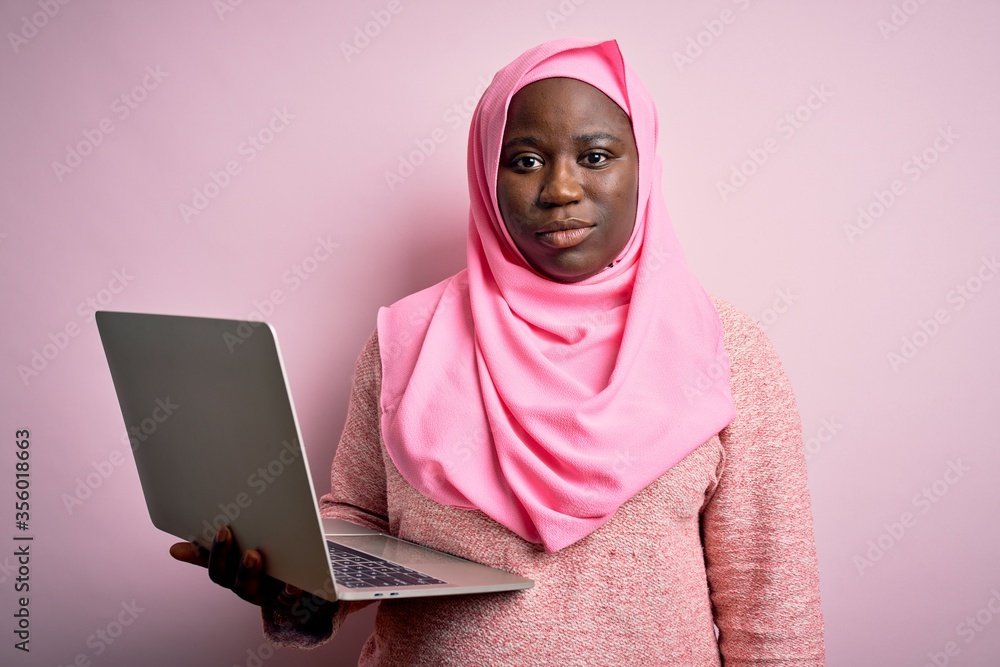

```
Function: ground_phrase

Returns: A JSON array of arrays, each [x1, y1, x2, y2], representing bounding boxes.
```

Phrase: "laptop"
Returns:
[[96, 311, 534, 602]]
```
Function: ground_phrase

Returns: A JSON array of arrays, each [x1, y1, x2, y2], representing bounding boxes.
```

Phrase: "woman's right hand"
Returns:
[[169, 525, 337, 633]]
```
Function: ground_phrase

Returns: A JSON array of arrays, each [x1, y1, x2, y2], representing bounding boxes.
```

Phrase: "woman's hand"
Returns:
[[169, 526, 337, 634]]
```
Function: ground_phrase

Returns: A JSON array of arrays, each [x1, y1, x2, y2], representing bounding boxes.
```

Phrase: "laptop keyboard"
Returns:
[[327, 541, 448, 589]]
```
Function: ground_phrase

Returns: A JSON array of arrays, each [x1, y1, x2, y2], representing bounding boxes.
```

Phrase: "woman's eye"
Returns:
[[583, 152, 610, 166], [513, 155, 541, 170]]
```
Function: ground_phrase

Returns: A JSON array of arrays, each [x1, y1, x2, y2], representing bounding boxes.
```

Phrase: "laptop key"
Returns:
[[328, 541, 448, 587]]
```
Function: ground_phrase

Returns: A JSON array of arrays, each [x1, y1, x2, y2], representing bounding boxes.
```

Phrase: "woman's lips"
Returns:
[[536, 224, 594, 249]]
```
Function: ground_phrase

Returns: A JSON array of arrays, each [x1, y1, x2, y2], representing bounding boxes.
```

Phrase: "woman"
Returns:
[[172, 37, 826, 665]]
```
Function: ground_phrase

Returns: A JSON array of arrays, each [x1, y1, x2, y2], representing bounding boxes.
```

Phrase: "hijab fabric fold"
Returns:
[[376, 38, 736, 553]]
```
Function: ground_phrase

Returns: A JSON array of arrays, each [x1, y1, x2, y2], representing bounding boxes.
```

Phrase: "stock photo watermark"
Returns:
[[717, 84, 833, 202], [853, 458, 969, 576], [755, 287, 799, 333], [56, 599, 145, 666], [340, 0, 403, 62], [51, 66, 169, 183], [681, 349, 730, 406], [672, 0, 756, 72], [121, 397, 180, 450], [544, 0, 590, 30], [61, 450, 127, 514], [379, 279, 466, 366], [188, 437, 302, 546], [634, 245, 670, 289], [384, 74, 491, 191], [13, 429, 32, 652], [877, 0, 934, 40], [0, 556, 17, 585], [844, 126, 958, 244], [236, 642, 280, 667], [17, 268, 134, 386], [179, 107, 295, 223], [803, 416, 843, 462], [886, 254, 997, 372], [213, 0, 248, 21], [7, 0, 74, 54], [921, 588, 1000, 667], [62, 397, 179, 514], [441, 427, 489, 474], [221, 235, 340, 351]]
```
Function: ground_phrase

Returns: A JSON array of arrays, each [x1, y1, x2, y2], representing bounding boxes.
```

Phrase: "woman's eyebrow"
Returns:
[[501, 136, 540, 153], [574, 132, 624, 145], [502, 132, 624, 153]]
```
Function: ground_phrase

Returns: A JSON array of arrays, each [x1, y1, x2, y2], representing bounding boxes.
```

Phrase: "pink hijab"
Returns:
[[376, 38, 736, 553]]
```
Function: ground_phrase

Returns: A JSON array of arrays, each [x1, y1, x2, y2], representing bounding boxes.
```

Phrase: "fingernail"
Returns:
[[242, 551, 255, 568]]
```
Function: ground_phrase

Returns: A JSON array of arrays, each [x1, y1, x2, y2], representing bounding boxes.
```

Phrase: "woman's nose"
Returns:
[[538, 159, 582, 207]]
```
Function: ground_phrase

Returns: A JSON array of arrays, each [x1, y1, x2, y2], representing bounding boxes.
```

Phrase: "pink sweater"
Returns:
[[263, 296, 826, 665]]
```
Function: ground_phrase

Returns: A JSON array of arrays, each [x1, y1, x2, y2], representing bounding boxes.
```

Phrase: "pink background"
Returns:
[[2, 1, 999, 665]]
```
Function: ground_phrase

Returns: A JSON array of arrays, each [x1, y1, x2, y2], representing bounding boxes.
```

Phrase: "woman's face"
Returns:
[[496, 77, 639, 283]]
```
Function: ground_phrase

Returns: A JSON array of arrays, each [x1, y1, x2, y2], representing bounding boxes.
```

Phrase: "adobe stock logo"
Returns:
[[18, 268, 134, 385], [671, 0, 755, 72], [680, 347, 730, 406], [922, 588, 1000, 667], [717, 85, 833, 202], [877, 0, 934, 40], [853, 459, 969, 576], [384, 74, 491, 192], [755, 287, 798, 333], [803, 417, 843, 462], [672, 0, 751, 72], [213, 0, 248, 21], [179, 107, 295, 223], [50, 66, 169, 183], [544, 0, 590, 30], [7, 0, 73, 54], [56, 599, 144, 666], [339, 0, 403, 63], [62, 397, 179, 514], [886, 254, 997, 372], [192, 437, 302, 545], [844, 126, 959, 244], [221, 235, 340, 352]]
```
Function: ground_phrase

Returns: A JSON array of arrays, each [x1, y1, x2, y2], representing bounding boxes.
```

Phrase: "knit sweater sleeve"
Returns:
[[261, 330, 388, 649], [703, 298, 826, 665]]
